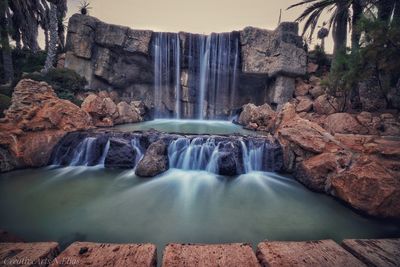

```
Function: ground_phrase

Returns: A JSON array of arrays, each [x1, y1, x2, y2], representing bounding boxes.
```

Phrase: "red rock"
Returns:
[[114, 101, 142, 125], [296, 152, 351, 192], [330, 156, 400, 219], [325, 113, 368, 135], [0, 79, 93, 171], [313, 94, 341, 115], [294, 79, 311, 97], [342, 239, 400, 267], [309, 85, 325, 99], [0, 242, 59, 266], [295, 97, 313, 113], [257, 240, 364, 267], [50, 242, 156, 267], [162, 243, 259, 267], [81, 94, 118, 126], [238, 103, 276, 132]]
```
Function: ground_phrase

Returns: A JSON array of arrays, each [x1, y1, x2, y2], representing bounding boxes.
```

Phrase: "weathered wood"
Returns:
[[162, 243, 260, 267], [0, 242, 59, 266], [256, 240, 365, 267], [49, 242, 156, 267], [342, 238, 400, 267]]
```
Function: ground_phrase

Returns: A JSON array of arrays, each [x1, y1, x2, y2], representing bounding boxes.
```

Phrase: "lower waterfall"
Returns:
[[51, 132, 283, 175]]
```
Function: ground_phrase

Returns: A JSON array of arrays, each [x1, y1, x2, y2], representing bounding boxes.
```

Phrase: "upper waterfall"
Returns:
[[152, 32, 240, 120]]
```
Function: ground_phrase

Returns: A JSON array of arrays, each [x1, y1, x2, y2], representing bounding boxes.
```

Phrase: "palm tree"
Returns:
[[42, 0, 58, 73], [0, 0, 13, 83], [288, 0, 364, 55]]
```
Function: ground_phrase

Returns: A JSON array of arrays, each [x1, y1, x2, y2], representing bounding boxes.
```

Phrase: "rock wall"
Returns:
[[64, 14, 306, 118]]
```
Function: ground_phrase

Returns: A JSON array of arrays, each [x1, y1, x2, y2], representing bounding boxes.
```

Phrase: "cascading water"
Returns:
[[187, 32, 240, 119], [153, 32, 181, 119], [51, 132, 283, 175], [153, 32, 240, 119]]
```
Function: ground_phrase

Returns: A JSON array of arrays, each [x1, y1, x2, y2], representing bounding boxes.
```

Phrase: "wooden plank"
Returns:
[[49, 242, 156, 267], [0, 242, 59, 267], [342, 239, 400, 267], [162, 243, 260, 267], [256, 240, 365, 267]]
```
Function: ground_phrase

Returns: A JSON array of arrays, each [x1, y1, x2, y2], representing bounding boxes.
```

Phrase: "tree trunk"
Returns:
[[42, 2, 58, 73], [351, 0, 362, 52], [0, 0, 14, 83], [394, 0, 400, 24], [333, 1, 348, 57]]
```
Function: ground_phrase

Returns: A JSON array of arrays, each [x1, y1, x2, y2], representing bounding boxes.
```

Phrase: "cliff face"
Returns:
[[64, 14, 306, 119]]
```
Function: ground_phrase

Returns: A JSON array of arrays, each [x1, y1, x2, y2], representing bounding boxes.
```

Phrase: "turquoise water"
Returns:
[[114, 119, 259, 135], [0, 167, 399, 252]]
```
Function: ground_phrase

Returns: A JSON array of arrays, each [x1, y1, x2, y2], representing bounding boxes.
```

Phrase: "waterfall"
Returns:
[[51, 133, 283, 175], [153, 32, 240, 120], [153, 33, 181, 118]]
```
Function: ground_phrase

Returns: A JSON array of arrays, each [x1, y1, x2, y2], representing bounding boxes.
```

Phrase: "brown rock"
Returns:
[[325, 113, 368, 135], [0, 242, 59, 266], [331, 156, 400, 219], [342, 239, 400, 267], [296, 152, 350, 192], [296, 97, 313, 113], [81, 94, 118, 126], [114, 101, 142, 125], [136, 140, 168, 177], [313, 94, 340, 115], [162, 243, 259, 267], [238, 103, 276, 132], [50, 242, 156, 267], [309, 85, 325, 99], [131, 100, 146, 116], [294, 80, 311, 97], [257, 240, 364, 267], [0, 79, 93, 171]]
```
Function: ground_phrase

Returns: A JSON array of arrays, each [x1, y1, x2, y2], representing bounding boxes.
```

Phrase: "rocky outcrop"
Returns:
[[0, 79, 93, 172], [135, 140, 168, 177], [271, 103, 400, 219], [81, 94, 144, 127]]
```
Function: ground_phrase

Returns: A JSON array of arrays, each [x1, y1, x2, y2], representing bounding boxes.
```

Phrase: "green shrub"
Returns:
[[0, 94, 11, 118], [22, 68, 87, 105]]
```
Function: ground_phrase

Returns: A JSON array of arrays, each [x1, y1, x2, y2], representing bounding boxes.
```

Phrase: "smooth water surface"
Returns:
[[114, 119, 259, 135], [1, 167, 399, 253]]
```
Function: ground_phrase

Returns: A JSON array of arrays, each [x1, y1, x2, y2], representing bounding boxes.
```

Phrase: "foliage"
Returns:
[[309, 45, 331, 67], [325, 16, 400, 108], [22, 68, 87, 105], [0, 93, 11, 118]]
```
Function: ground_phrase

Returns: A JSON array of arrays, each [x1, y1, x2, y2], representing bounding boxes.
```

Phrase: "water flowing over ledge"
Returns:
[[50, 129, 283, 176]]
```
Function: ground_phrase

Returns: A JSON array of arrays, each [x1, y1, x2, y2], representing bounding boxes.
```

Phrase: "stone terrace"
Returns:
[[1, 234, 399, 267]]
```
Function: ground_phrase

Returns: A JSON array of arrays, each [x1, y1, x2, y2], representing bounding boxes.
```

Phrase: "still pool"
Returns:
[[114, 119, 259, 135], [0, 167, 399, 252]]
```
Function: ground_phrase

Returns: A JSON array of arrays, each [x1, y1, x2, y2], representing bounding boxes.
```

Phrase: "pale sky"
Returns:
[[59, 0, 333, 52]]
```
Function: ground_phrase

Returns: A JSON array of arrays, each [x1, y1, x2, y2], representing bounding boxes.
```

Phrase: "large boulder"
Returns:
[[325, 113, 368, 135], [81, 94, 118, 127], [105, 138, 137, 168], [330, 156, 400, 219], [295, 97, 313, 113], [135, 140, 168, 177], [114, 101, 142, 125], [0, 79, 93, 171], [313, 94, 341, 115], [238, 103, 276, 131]]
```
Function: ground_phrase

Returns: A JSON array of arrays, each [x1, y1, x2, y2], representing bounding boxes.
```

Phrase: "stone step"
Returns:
[[342, 238, 400, 267], [49, 242, 156, 267], [256, 240, 365, 267], [162, 243, 259, 267], [0, 242, 59, 267]]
